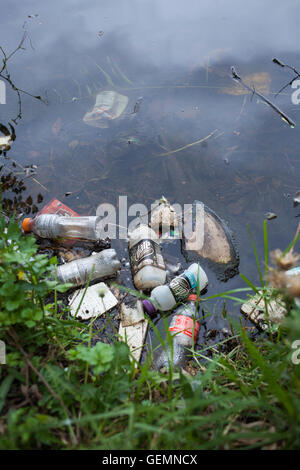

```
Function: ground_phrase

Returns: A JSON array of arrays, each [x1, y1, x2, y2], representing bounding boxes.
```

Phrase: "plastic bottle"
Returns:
[[142, 263, 207, 314], [22, 214, 104, 241], [154, 295, 200, 370], [53, 249, 121, 286], [128, 225, 166, 290]]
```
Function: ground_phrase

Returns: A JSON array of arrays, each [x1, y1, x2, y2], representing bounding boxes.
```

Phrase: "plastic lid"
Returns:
[[142, 299, 157, 314], [22, 218, 33, 232]]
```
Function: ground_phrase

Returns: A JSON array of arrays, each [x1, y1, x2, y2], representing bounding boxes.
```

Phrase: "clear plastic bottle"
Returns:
[[22, 214, 104, 241], [142, 263, 207, 314], [53, 249, 121, 286], [128, 225, 166, 290], [154, 296, 200, 370]]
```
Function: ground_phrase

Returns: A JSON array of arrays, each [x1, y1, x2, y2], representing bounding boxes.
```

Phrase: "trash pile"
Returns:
[[21, 196, 241, 371]]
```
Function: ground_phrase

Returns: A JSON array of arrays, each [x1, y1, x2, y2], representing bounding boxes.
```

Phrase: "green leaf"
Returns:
[[69, 342, 114, 374], [0, 375, 14, 413]]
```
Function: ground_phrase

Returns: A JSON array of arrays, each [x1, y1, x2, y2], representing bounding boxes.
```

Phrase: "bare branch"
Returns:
[[230, 66, 295, 128]]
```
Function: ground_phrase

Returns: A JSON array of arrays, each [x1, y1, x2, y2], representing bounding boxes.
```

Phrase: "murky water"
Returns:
[[1, 0, 300, 347]]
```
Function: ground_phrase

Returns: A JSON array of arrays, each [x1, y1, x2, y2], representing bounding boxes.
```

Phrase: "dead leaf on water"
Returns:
[[221, 72, 271, 95]]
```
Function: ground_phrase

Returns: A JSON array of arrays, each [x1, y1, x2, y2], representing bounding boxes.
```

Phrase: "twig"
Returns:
[[8, 328, 73, 420], [156, 129, 221, 157], [273, 58, 300, 97], [231, 66, 295, 128], [0, 33, 47, 124], [4, 156, 48, 192]]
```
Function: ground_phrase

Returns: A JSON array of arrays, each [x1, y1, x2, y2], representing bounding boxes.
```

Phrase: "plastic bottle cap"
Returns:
[[142, 299, 157, 314], [22, 218, 33, 232], [188, 294, 198, 301]]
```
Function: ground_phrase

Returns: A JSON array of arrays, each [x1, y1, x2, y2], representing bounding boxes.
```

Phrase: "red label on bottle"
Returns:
[[38, 198, 79, 218], [37, 198, 79, 247], [169, 315, 200, 341]]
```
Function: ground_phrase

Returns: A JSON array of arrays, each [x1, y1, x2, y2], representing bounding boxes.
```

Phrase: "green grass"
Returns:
[[0, 215, 300, 450]]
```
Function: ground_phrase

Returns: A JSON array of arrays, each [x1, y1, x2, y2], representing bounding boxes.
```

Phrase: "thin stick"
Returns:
[[273, 58, 300, 97], [156, 129, 220, 157], [8, 328, 73, 420], [6, 157, 49, 192], [231, 66, 295, 128]]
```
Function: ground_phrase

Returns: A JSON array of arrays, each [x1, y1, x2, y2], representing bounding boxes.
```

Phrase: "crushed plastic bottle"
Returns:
[[128, 225, 166, 290], [83, 90, 129, 128], [142, 263, 207, 314], [154, 295, 200, 370], [54, 249, 120, 286], [22, 214, 105, 241]]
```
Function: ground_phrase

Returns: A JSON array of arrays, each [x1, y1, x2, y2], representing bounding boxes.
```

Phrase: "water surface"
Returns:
[[1, 0, 300, 343]]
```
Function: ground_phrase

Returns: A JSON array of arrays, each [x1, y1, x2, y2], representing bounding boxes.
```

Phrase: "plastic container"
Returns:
[[128, 225, 166, 290], [142, 263, 207, 313], [54, 249, 120, 286], [154, 296, 200, 370], [83, 90, 129, 128], [22, 214, 104, 241]]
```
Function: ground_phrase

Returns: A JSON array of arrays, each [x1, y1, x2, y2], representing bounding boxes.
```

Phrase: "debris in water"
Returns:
[[120, 301, 145, 327], [83, 90, 129, 128], [265, 212, 277, 220], [241, 291, 286, 331], [150, 196, 180, 238], [156, 129, 220, 157], [0, 135, 13, 151], [37, 198, 79, 217], [273, 58, 300, 97], [222, 72, 271, 96], [293, 191, 300, 207], [68, 282, 118, 320], [0, 123, 16, 153], [132, 97, 143, 114], [181, 200, 239, 281], [118, 300, 148, 363], [230, 66, 295, 128]]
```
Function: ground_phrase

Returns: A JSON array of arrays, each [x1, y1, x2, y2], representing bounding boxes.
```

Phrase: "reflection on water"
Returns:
[[1, 0, 300, 337]]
